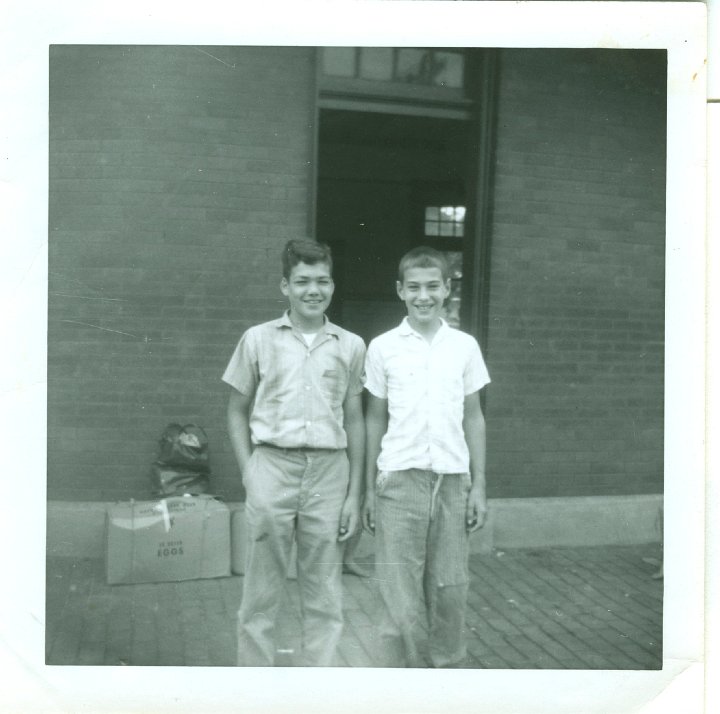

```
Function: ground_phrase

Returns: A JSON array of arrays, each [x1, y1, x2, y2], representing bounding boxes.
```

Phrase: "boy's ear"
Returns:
[[280, 277, 289, 296], [396, 280, 404, 300]]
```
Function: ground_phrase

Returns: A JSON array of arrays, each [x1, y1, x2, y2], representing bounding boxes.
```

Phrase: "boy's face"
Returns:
[[396, 266, 450, 330], [281, 261, 334, 325]]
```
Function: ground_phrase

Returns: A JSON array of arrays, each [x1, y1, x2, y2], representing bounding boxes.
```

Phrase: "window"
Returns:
[[322, 47, 356, 77], [318, 48, 471, 120], [424, 205, 466, 238], [443, 251, 464, 329], [396, 49, 464, 88], [420, 202, 466, 328], [322, 47, 465, 89]]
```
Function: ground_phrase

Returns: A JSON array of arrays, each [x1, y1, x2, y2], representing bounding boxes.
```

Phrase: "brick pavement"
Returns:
[[45, 544, 663, 669]]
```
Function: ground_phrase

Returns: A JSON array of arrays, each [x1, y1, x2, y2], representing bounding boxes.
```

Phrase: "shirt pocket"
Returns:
[[319, 360, 349, 404]]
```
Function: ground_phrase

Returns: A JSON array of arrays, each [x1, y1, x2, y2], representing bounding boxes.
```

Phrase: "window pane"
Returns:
[[440, 206, 455, 221], [446, 251, 463, 280], [425, 206, 439, 221], [322, 47, 356, 77], [425, 221, 439, 236], [396, 48, 428, 83], [440, 222, 454, 237], [433, 52, 464, 88], [359, 48, 393, 81], [455, 222, 464, 237], [454, 206, 466, 222], [443, 251, 463, 328]]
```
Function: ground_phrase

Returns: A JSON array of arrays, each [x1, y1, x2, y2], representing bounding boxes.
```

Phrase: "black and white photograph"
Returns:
[[1, 2, 709, 713], [45, 42, 670, 671]]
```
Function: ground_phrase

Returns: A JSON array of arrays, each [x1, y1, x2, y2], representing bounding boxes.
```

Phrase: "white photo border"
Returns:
[[1, 2, 707, 713]]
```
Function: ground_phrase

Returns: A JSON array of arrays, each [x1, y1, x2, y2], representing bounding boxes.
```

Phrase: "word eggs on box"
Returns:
[[106, 495, 231, 585]]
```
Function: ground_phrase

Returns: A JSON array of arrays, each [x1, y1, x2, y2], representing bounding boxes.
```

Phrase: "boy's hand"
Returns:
[[362, 491, 376, 535], [338, 496, 359, 542], [465, 486, 488, 533]]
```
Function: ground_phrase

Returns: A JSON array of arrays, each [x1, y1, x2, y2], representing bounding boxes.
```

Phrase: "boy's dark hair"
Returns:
[[281, 239, 333, 279], [397, 246, 450, 283]]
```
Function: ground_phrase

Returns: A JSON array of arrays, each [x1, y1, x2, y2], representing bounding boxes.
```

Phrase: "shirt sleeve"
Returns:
[[221, 328, 259, 396], [463, 338, 491, 395], [364, 338, 388, 399], [346, 336, 367, 397]]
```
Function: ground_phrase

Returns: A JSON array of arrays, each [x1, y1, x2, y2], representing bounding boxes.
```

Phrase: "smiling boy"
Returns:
[[363, 246, 490, 668], [223, 239, 365, 667]]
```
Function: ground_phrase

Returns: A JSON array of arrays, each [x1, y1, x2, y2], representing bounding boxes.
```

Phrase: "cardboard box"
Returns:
[[106, 495, 231, 584], [231, 506, 297, 579]]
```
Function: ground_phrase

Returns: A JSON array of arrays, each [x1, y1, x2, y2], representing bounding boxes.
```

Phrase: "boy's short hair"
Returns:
[[281, 239, 333, 279], [398, 246, 450, 283]]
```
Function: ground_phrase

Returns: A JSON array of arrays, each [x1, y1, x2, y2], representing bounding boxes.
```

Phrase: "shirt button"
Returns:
[[306, 421, 311, 427], [305, 385, 311, 391]]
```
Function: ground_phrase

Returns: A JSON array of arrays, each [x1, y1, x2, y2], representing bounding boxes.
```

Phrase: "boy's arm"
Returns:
[[363, 394, 389, 535], [339, 392, 365, 542], [463, 390, 488, 532], [227, 388, 254, 484]]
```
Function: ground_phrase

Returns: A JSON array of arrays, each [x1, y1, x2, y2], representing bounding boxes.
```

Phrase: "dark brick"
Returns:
[[49, 46, 315, 501], [486, 50, 665, 497]]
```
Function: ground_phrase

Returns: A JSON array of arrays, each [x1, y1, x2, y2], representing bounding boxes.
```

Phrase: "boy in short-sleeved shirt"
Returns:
[[363, 246, 490, 668], [223, 239, 365, 667]]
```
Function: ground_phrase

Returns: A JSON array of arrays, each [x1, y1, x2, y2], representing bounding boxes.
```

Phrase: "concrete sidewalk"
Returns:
[[45, 544, 663, 669]]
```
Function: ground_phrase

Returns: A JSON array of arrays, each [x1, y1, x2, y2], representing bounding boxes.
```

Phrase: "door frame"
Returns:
[[311, 47, 500, 351]]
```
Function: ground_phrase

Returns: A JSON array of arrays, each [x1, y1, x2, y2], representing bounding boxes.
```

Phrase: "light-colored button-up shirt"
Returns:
[[365, 317, 490, 473], [222, 312, 365, 450]]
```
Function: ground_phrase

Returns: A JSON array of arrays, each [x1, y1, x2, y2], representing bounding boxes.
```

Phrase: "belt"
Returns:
[[256, 443, 341, 453]]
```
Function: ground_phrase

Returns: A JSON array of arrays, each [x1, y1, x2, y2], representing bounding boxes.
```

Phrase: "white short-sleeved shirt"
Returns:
[[365, 317, 490, 474]]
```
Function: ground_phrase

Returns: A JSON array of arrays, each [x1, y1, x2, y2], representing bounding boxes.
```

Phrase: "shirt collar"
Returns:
[[276, 310, 340, 337], [398, 316, 449, 340]]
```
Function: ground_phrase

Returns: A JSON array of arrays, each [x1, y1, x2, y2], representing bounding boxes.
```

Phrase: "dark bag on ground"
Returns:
[[150, 423, 211, 496]]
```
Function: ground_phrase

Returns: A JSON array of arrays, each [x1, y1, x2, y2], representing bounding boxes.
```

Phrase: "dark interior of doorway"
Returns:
[[316, 108, 471, 345]]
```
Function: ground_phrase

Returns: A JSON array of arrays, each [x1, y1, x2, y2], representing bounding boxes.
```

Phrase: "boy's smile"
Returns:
[[396, 266, 450, 334], [281, 261, 334, 330]]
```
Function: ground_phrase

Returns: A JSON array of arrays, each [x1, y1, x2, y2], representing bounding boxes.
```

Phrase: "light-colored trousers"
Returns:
[[375, 469, 472, 668], [237, 445, 349, 666]]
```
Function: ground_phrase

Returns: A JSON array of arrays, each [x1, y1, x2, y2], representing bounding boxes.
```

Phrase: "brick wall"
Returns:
[[485, 49, 666, 497], [48, 46, 316, 501], [48, 46, 667, 503]]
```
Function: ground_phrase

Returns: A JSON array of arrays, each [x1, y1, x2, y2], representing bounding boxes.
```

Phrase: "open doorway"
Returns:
[[317, 109, 472, 344]]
